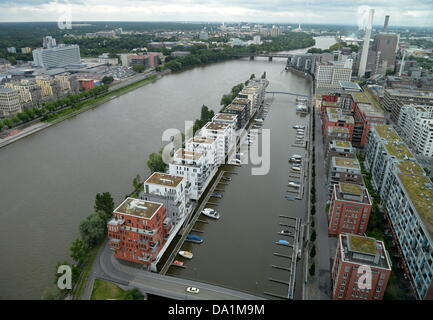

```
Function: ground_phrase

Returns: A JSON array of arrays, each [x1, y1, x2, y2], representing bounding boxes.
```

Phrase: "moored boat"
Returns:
[[178, 250, 193, 259], [201, 208, 220, 220]]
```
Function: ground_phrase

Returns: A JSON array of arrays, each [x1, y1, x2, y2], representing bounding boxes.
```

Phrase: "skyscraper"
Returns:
[[358, 9, 374, 78]]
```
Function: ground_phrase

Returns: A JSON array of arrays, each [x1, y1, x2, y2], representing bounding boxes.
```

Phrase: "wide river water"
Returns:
[[0, 36, 335, 299]]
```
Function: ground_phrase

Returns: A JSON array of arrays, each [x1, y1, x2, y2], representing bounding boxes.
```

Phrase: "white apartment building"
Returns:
[[141, 172, 188, 227], [364, 125, 419, 198], [185, 136, 218, 168], [384, 171, 433, 299], [201, 121, 236, 163], [397, 104, 433, 157], [315, 62, 352, 90], [0, 86, 21, 117], [364, 123, 433, 299], [168, 148, 215, 201]]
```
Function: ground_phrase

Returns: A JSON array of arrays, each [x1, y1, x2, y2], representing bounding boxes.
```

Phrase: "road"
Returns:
[[312, 105, 333, 299], [83, 240, 265, 300]]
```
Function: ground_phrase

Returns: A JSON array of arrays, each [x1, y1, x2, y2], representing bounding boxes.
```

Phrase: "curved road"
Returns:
[[85, 240, 266, 300]]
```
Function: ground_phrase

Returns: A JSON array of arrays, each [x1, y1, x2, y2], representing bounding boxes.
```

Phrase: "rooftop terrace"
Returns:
[[145, 172, 183, 188], [189, 136, 215, 145], [232, 97, 250, 105], [114, 198, 162, 219], [328, 126, 349, 134], [334, 140, 351, 148], [226, 104, 246, 112], [398, 174, 433, 237], [204, 122, 229, 131], [213, 113, 237, 121], [174, 148, 203, 161], [347, 234, 377, 255]]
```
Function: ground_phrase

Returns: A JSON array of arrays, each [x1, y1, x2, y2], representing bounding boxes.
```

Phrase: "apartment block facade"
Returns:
[[107, 198, 168, 267]]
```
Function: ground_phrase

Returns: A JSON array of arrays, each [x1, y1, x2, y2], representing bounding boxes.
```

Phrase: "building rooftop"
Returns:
[[384, 142, 413, 159], [334, 140, 351, 148], [386, 88, 433, 98], [328, 126, 349, 134], [174, 148, 203, 161], [333, 157, 360, 169], [188, 136, 215, 145], [213, 113, 237, 121], [374, 125, 401, 142], [204, 122, 229, 131], [114, 197, 162, 219], [322, 101, 337, 107], [145, 172, 183, 188], [397, 161, 425, 175], [341, 234, 391, 270], [339, 81, 362, 92], [339, 183, 363, 196], [348, 234, 377, 255], [357, 103, 384, 118], [398, 174, 433, 237], [351, 92, 371, 104], [232, 97, 250, 105], [225, 104, 246, 112]]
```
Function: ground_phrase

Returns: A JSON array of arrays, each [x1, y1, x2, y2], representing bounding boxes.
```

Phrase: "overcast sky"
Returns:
[[1, 0, 432, 27]]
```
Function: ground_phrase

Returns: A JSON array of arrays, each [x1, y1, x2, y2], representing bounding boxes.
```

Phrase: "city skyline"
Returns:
[[1, 0, 433, 27]]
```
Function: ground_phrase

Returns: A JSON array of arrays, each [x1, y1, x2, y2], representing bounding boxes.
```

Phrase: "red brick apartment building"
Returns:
[[107, 197, 168, 266], [332, 234, 391, 300], [328, 182, 372, 235]]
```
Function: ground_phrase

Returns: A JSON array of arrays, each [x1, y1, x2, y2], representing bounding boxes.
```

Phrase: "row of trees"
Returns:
[[0, 85, 109, 131], [43, 192, 115, 300]]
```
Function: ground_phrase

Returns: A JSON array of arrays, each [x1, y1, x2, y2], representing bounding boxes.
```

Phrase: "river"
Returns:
[[0, 36, 335, 299]]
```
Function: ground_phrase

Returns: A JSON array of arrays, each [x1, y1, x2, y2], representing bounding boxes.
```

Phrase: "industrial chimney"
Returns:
[[358, 8, 375, 78], [384, 15, 390, 32]]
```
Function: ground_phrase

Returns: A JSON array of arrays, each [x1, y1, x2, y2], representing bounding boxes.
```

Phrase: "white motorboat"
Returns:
[[201, 208, 220, 219]]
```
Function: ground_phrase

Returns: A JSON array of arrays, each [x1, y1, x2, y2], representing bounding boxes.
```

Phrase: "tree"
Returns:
[[310, 230, 316, 242], [261, 71, 267, 79], [132, 174, 142, 191], [79, 213, 106, 248], [70, 238, 89, 265], [310, 245, 316, 258], [94, 192, 115, 222], [133, 64, 145, 73], [220, 94, 232, 107], [250, 73, 256, 80], [124, 288, 144, 300], [147, 152, 167, 173], [0, 120, 4, 131], [309, 263, 316, 276], [102, 76, 114, 85]]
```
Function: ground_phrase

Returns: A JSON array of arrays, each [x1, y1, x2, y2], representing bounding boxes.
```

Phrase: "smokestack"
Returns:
[[384, 15, 390, 32], [358, 8, 375, 78]]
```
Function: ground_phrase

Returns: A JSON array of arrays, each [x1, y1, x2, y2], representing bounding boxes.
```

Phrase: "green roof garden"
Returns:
[[348, 234, 377, 255], [374, 125, 401, 141], [398, 174, 433, 237], [384, 142, 413, 159], [334, 157, 360, 169], [397, 161, 425, 175], [335, 140, 351, 148]]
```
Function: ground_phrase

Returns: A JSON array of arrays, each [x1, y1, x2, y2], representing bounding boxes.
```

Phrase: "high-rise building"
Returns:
[[331, 233, 391, 300], [32, 37, 81, 69], [315, 62, 352, 90], [358, 9, 374, 78], [371, 33, 399, 75]]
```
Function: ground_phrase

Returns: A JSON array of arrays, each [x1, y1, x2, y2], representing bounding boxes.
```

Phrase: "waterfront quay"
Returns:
[[163, 81, 311, 299]]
